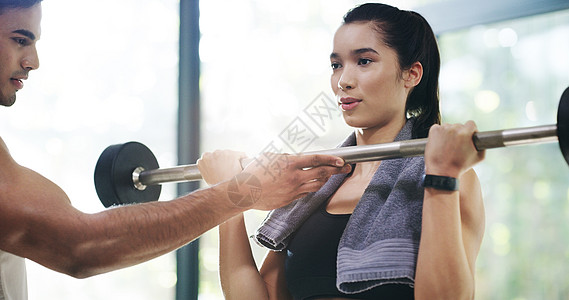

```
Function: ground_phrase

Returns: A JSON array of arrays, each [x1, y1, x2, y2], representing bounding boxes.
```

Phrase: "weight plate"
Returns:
[[94, 142, 162, 207], [557, 86, 569, 167]]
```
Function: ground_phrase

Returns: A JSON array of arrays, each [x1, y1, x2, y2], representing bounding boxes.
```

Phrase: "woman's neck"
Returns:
[[354, 117, 407, 146], [350, 117, 407, 178]]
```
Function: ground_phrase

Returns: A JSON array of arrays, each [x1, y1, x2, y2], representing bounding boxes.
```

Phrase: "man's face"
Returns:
[[0, 4, 41, 107]]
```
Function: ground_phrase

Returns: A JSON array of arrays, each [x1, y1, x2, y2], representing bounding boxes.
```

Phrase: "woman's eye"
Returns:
[[331, 62, 341, 69], [358, 58, 372, 65]]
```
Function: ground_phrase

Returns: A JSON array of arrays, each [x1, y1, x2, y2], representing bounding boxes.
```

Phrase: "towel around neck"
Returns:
[[255, 118, 426, 293]]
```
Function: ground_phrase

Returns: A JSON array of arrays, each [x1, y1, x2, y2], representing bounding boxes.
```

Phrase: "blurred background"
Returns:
[[1, 0, 568, 299]]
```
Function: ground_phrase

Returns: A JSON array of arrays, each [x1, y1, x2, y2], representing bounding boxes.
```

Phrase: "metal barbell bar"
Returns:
[[134, 124, 559, 187], [94, 86, 569, 208]]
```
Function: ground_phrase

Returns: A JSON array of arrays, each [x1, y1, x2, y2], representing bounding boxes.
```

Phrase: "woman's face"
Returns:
[[330, 22, 411, 131]]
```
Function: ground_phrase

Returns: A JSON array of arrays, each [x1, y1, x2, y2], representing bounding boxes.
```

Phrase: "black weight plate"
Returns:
[[94, 142, 161, 207], [557, 86, 569, 167]]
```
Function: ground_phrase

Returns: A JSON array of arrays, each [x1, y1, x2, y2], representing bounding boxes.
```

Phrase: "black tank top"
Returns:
[[284, 201, 414, 300]]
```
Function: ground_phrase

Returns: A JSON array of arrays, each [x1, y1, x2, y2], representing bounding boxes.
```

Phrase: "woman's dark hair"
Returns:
[[343, 3, 441, 138], [0, 0, 42, 15]]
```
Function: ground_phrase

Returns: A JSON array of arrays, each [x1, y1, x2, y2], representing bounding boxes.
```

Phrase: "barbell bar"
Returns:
[[94, 86, 569, 208]]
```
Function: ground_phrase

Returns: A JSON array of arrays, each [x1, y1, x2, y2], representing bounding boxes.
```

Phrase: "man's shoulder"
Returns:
[[0, 136, 11, 159], [0, 136, 17, 172], [0, 136, 8, 152]]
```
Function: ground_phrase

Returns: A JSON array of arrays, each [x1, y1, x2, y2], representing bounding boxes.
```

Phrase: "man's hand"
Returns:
[[197, 150, 351, 210]]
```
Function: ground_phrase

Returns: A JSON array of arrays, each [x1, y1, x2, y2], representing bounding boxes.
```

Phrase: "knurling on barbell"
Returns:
[[94, 86, 569, 208]]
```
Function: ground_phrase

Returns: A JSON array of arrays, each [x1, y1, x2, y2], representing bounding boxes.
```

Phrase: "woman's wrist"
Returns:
[[422, 174, 459, 191], [424, 164, 462, 178]]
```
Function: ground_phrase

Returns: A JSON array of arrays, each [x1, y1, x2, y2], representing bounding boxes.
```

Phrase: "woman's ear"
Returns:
[[404, 61, 423, 88]]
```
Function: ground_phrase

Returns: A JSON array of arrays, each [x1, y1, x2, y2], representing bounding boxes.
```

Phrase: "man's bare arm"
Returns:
[[0, 138, 349, 278]]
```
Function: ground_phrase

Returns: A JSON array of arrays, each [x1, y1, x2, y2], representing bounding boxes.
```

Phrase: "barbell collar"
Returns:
[[133, 123, 558, 190]]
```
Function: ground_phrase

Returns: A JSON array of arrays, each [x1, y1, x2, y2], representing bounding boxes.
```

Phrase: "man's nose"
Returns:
[[21, 47, 40, 70]]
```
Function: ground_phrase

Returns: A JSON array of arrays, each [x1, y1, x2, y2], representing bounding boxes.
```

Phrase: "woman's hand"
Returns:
[[424, 121, 486, 177], [197, 150, 247, 185]]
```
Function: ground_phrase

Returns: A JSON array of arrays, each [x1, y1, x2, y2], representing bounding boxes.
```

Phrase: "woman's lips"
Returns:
[[339, 97, 362, 111]]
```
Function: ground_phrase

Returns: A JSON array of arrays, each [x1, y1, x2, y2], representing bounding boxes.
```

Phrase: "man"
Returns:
[[0, 1, 351, 299]]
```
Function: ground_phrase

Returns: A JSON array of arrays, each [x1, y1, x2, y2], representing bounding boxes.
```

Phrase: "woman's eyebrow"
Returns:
[[12, 29, 36, 41], [330, 48, 379, 59], [352, 48, 378, 55]]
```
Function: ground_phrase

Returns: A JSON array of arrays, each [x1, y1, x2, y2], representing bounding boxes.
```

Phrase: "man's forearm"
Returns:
[[29, 181, 243, 278]]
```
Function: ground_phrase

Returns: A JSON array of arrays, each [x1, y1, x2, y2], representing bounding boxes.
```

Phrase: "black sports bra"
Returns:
[[284, 202, 414, 300]]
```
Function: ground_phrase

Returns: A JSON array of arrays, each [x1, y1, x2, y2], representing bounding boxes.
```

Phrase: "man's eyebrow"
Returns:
[[12, 29, 36, 41], [330, 52, 339, 59]]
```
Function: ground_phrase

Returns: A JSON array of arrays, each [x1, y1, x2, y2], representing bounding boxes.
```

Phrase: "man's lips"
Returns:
[[339, 97, 362, 111], [10, 78, 25, 90]]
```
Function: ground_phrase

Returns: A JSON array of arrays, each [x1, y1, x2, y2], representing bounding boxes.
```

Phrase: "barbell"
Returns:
[[94, 87, 569, 208]]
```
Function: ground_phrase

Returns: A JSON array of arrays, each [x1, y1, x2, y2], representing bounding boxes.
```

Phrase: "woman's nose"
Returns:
[[337, 80, 353, 91], [337, 70, 355, 91]]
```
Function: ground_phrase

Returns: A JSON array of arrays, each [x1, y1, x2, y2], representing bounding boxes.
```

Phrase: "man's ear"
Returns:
[[404, 61, 423, 88]]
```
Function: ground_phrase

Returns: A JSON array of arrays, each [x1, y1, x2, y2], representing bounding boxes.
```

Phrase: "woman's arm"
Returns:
[[260, 249, 293, 299], [219, 214, 269, 299], [199, 150, 316, 300], [415, 169, 485, 300], [219, 215, 292, 300], [414, 121, 486, 300]]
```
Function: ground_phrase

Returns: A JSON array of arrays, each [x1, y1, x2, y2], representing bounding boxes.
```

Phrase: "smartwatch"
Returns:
[[422, 174, 459, 191]]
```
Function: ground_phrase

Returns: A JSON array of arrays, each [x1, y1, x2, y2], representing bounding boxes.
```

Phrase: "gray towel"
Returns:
[[254, 118, 425, 293]]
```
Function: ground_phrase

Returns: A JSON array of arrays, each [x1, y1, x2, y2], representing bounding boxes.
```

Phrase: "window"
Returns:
[[0, 1, 179, 299]]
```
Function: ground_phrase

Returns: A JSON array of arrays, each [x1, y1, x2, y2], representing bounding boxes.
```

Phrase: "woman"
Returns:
[[198, 3, 485, 299]]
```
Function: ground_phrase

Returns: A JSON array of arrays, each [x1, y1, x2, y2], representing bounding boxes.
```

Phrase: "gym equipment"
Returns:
[[94, 142, 162, 208], [94, 86, 569, 207]]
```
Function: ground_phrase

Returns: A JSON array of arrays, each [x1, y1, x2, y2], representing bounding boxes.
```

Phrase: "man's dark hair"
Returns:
[[0, 0, 42, 15]]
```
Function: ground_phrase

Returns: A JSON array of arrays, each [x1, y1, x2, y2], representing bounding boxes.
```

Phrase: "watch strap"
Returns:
[[422, 174, 459, 191]]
